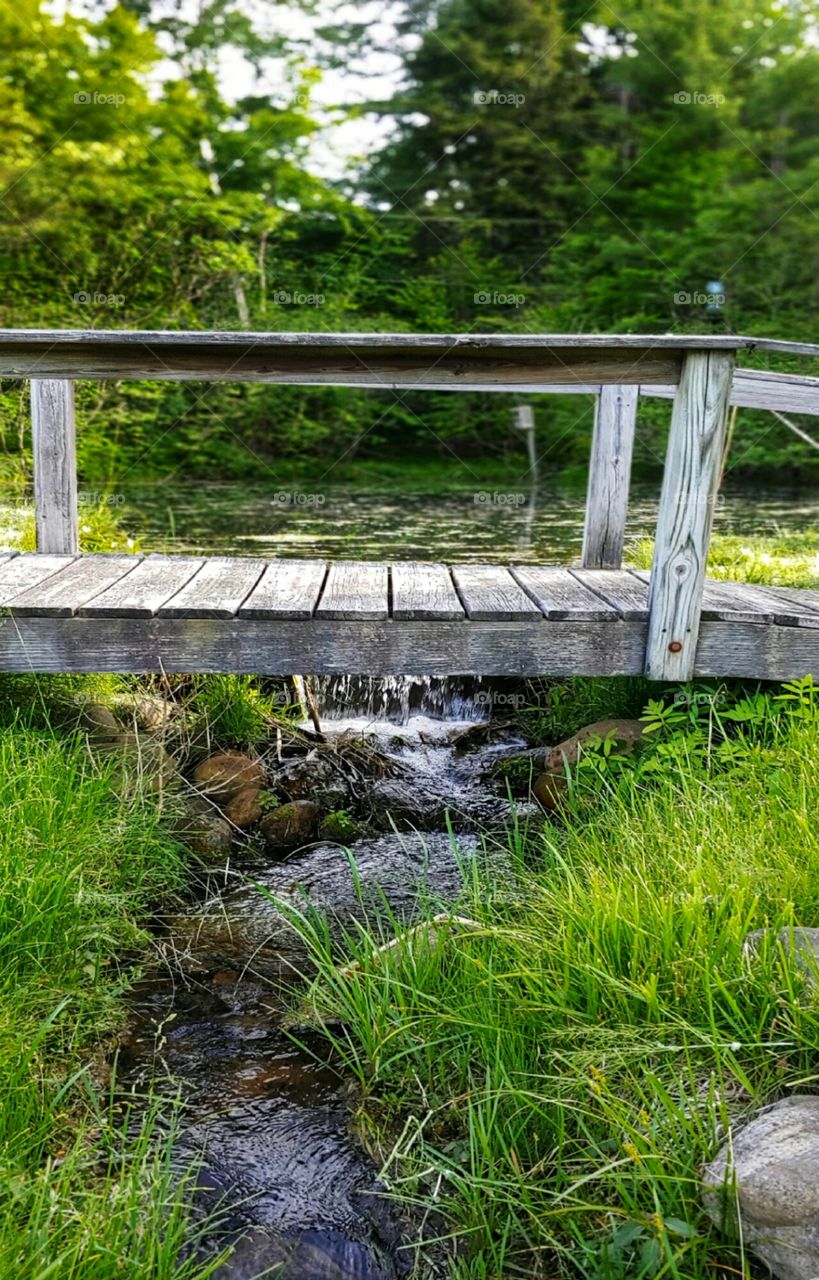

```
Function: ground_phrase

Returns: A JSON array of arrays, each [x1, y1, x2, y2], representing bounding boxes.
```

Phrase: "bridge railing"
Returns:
[[1, 329, 818, 680]]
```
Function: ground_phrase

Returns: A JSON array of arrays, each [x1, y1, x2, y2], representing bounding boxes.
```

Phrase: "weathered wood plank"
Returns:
[[79, 555, 204, 617], [0, 332, 751, 391], [158, 557, 266, 618], [0, 554, 76, 606], [632, 570, 780, 625], [695, 621, 819, 679], [315, 562, 389, 620], [391, 563, 465, 620], [581, 385, 638, 569], [238, 560, 327, 619], [511, 566, 616, 619], [0, 616, 649, 676], [642, 369, 819, 418], [752, 583, 819, 613], [452, 565, 542, 621], [31, 380, 78, 554], [8, 555, 141, 616], [570, 568, 649, 619], [743, 583, 819, 628], [645, 350, 735, 680], [0, 339, 686, 388], [0, 613, 813, 679]]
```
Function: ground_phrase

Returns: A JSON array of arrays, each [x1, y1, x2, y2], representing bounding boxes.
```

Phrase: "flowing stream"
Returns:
[[118, 676, 531, 1279]]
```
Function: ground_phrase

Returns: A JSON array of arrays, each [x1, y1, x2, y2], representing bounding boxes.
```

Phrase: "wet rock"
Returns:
[[275, 753, 350, 808], [166, 833, 481, 977], [703, 1095, 819, 1280], [178, 1099, 404, 1278], [175, 809, 233, 860], [450, 721, 509, 754], [224, 787, 265, 830], [211, 1226, 393, 1279], [532, 771, 569, 812], [318, 812, 362, 844], [260, 800, 320, 852], [543, 718, 645, 773], [193, 752, 266, 802], [367, 778, 445, 831]]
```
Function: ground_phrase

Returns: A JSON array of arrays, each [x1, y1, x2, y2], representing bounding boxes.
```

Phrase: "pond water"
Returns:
[[116, 479, 819, 561]]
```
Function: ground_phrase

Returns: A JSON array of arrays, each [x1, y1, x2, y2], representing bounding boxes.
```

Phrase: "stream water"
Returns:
[[118, 677, 530, 1279]]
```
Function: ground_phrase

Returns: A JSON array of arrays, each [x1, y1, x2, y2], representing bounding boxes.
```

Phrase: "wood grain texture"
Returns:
[[30, 380, 78, 554], [0, 614, 812, 679], [79, 555, 204, 617], [642, 369, 819, 417], [631, 570, 784, 625], [0, 554, 77, 606], [238, 560, 327, 619], [511, 566, 616, 619], [743, 583, 819, 628], [570, 568, 649, 619], [581, 385, 638, 569], [0, 339, 685, 388], [8, 555, 141, 616], [158, 557, 266, 618], [0, 616, 648, 675], [695, 621, 819, 679], [315, 562, 389, 620], [0, 331, 754, 392], [452, 565, 543, 621], [644, 350, 735, 680], [391, 562, 465, 620]]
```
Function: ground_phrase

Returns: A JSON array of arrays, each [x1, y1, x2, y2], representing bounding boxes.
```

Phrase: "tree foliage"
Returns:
[[1, 0, 817, 483]]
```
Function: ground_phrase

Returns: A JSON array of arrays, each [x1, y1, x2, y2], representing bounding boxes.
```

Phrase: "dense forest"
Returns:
[[1, 0, 818, 484]]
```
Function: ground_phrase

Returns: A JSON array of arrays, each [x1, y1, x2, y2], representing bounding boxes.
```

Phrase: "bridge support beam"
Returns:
[[581, 384, 638, 569], [645, 350, 735, 681], [31, 379, 78, 554]]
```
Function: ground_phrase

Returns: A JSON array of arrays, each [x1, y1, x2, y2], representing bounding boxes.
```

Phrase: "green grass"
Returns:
[[629, 529, 819, 588], [0, 707, 221, 1278], [0, 495, 140, 554], [288, 680, 819, 1279]]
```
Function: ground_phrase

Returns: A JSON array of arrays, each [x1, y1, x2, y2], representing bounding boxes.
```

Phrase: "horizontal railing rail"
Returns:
[[2, 328, 817, 680]]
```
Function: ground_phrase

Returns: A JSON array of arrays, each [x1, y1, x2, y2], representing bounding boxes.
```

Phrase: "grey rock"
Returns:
[[745, 927, 819, 986], [175, 809, 233, 861], [703, 1094, 819, 1280], [79, 701, 124, 737]]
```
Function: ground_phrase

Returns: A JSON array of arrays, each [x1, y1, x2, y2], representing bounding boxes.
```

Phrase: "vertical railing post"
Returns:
[[581, 384, 638, 569], [30, 379, 78, 554], [644, 350, 735, 681]]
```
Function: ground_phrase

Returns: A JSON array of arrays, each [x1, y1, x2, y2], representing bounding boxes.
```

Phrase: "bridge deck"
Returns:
[[0, 553, 816, 678]]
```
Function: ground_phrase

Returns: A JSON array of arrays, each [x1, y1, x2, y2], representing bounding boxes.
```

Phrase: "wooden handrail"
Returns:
[[6, 327, 814, 678]]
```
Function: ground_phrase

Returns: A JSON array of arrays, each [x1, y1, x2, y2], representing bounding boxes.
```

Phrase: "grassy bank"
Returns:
[[287, 518, 819, 1280], [0, 698, 220, 1278], [293, 678, 819, 1278]]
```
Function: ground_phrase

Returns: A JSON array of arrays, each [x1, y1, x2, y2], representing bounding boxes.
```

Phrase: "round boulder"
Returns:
[[703, 1095, 819, 1280], [259, 800, 319, 852], [193, 751, 266, 803], [224, 787, 265, 830]]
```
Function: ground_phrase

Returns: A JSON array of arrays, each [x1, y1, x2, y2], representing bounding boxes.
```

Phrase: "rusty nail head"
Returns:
[[668, 641, 683, 653]]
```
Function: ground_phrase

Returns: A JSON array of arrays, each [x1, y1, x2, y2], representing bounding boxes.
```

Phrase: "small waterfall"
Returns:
[[310, 675, 513, 726]]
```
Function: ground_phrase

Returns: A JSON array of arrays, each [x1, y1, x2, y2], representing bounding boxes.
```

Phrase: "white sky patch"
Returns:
[[49, 0, 406, 177]]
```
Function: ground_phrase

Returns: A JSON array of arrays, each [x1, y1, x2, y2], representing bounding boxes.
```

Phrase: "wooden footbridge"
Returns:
[[1, 329, 818, 681]]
